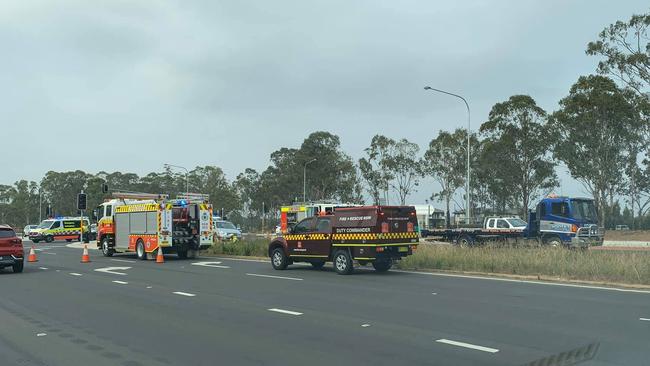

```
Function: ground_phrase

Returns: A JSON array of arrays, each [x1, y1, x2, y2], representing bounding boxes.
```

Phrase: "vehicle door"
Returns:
[[486, 218, 496, 230], [286, 217, 315, 256], [309, 217, 332, 257], [496, 219, 510, 230]]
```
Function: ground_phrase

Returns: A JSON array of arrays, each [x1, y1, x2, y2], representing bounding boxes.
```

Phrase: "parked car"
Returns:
[[23, 224, 38, 238], [0, 225, 24, 273], [214, 219, 242, 241]]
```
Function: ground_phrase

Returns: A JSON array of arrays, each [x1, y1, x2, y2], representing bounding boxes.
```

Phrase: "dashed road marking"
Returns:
[[431, 292, 437, 295], [146, 286, 153, 289], [173, 291, 196, 297], [246, 273, 303, 281], [640, 318, 650, 322], [268, 308, 303, 316], [361, 324, 371, 327], [435, 339, 499, 353], [36, 333, 47, 337], [38, 267, 48, 270], [42, 252, 56, 255], [110, 259, 137, 263], [112, 280, 128, 285], [69, 273, 83, 276]]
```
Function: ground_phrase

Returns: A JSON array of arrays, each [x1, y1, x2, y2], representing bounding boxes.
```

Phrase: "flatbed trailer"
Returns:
[[426, 227, 529, 246]]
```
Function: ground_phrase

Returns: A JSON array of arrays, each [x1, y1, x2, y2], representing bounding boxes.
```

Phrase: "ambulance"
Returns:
[[95, 193, 214, 259], [29, 217, 90, 243]]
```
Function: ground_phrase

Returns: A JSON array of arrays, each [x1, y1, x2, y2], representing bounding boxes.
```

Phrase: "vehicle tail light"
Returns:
[[571, 224, 578, 233], [407, 222, 414, 232], [375, 246, 385, 253], [11, 238, 21, 245], [410, 245, 417, 251], [381, 222, 389, 233]]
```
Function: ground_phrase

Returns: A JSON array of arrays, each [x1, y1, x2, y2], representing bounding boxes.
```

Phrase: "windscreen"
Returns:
[[509, 218, 527, 226], [216, 221, 237, 229], [571, 199, 598, 222], [0, 228, 16, 238], [38, 220, 54, 229]]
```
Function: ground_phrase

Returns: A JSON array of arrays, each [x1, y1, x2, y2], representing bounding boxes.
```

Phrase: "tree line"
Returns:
[[1, 12, 649, 231]]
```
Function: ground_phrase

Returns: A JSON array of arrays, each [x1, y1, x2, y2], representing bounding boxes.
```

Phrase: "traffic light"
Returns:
[[77, 193, 87, 210], [102, 183, 109, 193]]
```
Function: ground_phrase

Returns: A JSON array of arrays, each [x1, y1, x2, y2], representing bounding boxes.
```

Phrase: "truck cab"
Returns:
[[269, 206, 419, 275], [527, 196, 603, 247]]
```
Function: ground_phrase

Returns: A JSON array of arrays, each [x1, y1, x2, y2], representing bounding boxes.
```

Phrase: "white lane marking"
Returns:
[[435, 339, 499, 353], [55, 270, 60, 272], [394, 270, 650, 294], [268, 308, 303, 316], [110, 259, 137, 263], [214, 257, 267, 263], [39, 267, 48, 270], [246, 273, 303, 281], [94, 266, 131, 276], [361, 324, 371, 327], [173, 291, 196, 297], [112, 280, 128, 285], [146, 286, 153, 289], [42, 252, 56, 255], [36, 333, 47, 337], [69, 273, 83, 276], [640, 318, 650, 321], [431, 292, 437, 295], [191, 261, 231, 269]]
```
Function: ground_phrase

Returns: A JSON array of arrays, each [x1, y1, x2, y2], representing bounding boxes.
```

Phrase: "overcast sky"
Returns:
[[2, 1, 648, 208]]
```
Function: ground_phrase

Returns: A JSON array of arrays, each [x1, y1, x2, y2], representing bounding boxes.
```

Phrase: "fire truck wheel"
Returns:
[[136, 240, 147, 260], [333, 250, 353, 275], [32, 240, 40, 243], [271, 248, 288, 270], [101, 237, 114, 257], [66, 239, 72, 242], [177, 249, 188, 259], [372, 259, 392, 272], [310, 261, 325, 270], [45, 236, 53, 243]]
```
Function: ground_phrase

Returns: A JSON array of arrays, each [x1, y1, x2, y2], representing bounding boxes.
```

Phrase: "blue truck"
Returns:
[[424, 195, 604, 248]]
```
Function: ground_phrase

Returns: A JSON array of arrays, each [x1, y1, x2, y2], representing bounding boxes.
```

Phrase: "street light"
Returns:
[[164, 163, 189, 195], [303, 158, 317, 202], [424, 86, 472, 224]]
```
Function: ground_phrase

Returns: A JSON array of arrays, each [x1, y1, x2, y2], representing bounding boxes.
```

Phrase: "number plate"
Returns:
[[398, 246, 408, 253]]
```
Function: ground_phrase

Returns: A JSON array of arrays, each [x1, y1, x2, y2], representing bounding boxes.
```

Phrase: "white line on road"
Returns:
[[69, 273, 83, 276], [94, 266, 131, 276], [112, 280, 129, 285], [173, 291, 196, 297], [431, 292, 437, 295], [268, 308, 303, 316], [38, 267, 48, 270], [640, 318, 650, 321], [191, 261, 231, 269], [435, 339, 499, 353], [361, 324, 371, 327], [36, 333, 47, 337], [42, 252, 56, 255], [110, 259, 137, 263], [246, 273, 303, 281]]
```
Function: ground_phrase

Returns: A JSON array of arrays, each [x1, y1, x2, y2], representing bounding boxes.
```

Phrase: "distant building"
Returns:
[[409, 204, 446, 229]]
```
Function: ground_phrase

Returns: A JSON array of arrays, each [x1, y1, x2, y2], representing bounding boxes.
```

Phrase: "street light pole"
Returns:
[[164, 164, 189, 195], [424, 86, 472, 224], [303, 158, 317, 203]]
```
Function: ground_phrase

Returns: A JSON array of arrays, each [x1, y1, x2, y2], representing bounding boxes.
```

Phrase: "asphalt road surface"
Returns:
[[1, 241, 649, 366]]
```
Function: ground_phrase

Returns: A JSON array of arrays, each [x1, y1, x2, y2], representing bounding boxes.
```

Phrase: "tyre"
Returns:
[[177, 249, 188, 259], [271, 247, 288, 270], [66, 239, 72, 242], [457, 235, 474, 248], [45, 236, 53, 243], [101, 237, 114, 257], [545, 236, 563, 247], [136, 239, 147, 260], [310, 261, 325, 270], [333, 249, 353, 275], [12, 261, 24, 273], [372, 259, 392, 272], [32, 239, 40, 243]]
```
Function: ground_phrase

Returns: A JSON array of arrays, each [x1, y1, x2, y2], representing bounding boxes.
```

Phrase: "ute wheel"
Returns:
[[271, 247, 288, 270], [101, 237, 114, 257], [310, 261, 325, 270], [45, 236, 53, 243], [13, 261, 24, 273], [333, 250, 353, 275], [177, 249, 188, 259], [136, 239, 147, 260], [372, 260, 392, 272], [545, 236, 563, 248], [457, 235, 474, 248]]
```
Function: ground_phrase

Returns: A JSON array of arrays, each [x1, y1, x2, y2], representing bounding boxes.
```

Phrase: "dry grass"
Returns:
[[204, 239, 268, 257], [399, 244, 650, 285]]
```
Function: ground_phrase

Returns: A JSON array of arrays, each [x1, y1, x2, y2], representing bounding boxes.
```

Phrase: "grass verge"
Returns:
[[399, 244, 650, 286], [204, 239, 268, 257]]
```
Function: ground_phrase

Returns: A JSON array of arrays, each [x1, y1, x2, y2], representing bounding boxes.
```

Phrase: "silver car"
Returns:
[[214, 219, 242, 241]]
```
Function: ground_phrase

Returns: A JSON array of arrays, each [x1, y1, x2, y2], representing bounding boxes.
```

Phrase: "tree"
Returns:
[[551, 75, 640, 226], [189, 166, 240, 217], [422, 129, 469, 228], [586, 12, 650, 95], [479, 95, 558, 219], [40, 170, 89, 217], [360, 135, 395, 204]]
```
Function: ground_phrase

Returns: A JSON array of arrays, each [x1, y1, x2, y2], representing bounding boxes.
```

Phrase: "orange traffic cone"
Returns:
[[81, 244, 91, 263], [156, 247, 164, 263], [27, 246, 38, 262]]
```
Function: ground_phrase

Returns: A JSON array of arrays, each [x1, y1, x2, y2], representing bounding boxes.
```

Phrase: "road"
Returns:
[[1, 241, 648, 366]]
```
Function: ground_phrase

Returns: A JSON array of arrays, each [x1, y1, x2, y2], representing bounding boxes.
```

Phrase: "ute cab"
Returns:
[[269, 206, 419, 275]]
